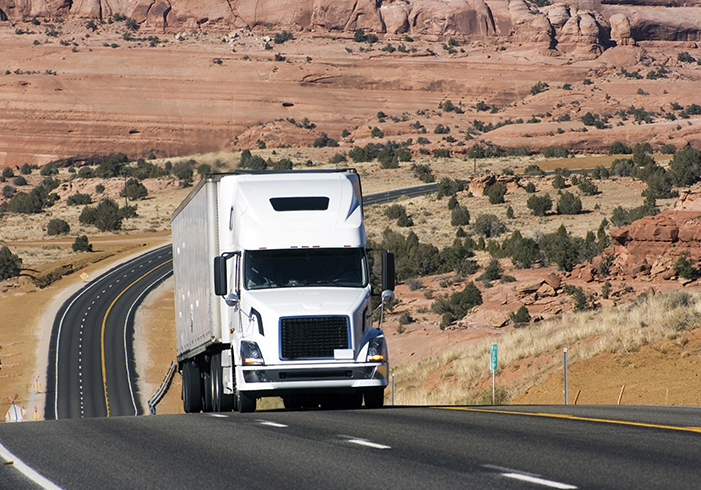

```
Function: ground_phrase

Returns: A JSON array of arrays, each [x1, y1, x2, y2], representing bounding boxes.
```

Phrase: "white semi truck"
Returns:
[[171, 169, 395, 413]]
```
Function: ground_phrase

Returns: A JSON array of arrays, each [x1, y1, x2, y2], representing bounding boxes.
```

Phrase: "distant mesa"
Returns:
[[3, 0, 701, 58]]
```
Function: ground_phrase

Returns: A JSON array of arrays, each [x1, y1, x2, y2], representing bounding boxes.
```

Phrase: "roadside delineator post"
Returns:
[[563, 347, 568, 405], [490, 344, 498, 405]]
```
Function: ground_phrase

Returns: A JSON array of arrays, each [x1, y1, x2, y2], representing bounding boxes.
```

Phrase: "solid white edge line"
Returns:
[[502, 472, 577, 489], [259, 420, 288, 428], [0, 442, 64, 490], [347, 439, 391, 450]]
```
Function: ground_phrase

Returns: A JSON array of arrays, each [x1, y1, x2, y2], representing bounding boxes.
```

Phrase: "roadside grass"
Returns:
[[391, 290, 701, 406]]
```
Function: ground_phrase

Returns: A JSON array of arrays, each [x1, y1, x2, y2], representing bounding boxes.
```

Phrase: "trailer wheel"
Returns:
[[182, 361, 203, 413], [211, 354, 234, 412], [364, 388, 385, 409]]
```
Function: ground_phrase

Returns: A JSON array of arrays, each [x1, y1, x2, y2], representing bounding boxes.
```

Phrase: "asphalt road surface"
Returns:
[[2, 406, 701, 489], [45, 245, 173, 419]]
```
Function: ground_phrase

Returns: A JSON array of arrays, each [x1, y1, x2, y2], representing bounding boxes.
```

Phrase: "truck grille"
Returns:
[[280, 316, 349, 360]]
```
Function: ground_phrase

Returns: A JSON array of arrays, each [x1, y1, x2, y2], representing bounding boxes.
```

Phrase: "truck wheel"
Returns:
[[237, 391, 256, 413], [364, 388, 385, 409], [210, 354, 234, 412], [182, 361, 203, 413], [203, 368, 214, 413]]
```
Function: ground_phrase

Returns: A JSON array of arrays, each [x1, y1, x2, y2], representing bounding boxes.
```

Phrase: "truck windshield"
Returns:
[[244, 248, 368, 290]]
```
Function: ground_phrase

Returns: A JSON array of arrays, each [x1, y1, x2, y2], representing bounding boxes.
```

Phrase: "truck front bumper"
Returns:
[[237, 362, 389, 395]]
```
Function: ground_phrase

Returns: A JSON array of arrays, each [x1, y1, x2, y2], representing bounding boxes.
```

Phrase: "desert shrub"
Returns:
[[552, 174, 566, 189], [81, 198, 122, 231], [436, 178, 464, 198], [523, 164, 544, 176], [474, 214, 506, 237], [95, 184, 105, 194], [0, 246, 22, 279], [467, 144, 486, 159], [274, 31, 294, 44], [475, 385, 509, 406], [542, 146, 569, 158], [530, 81, 549, 95], [668, 145, 701, 187], [478, 258, 503, 281], [2, 185, 16, 198], [524, 182, 536, 193], [674, 253, 699, 280], [451, 205, 470, 226], [510, 305, 531, 323], [407, 277, 424, 291], [433, 148, 450, 158], [591, 166, 610, 180], [67, 193, 92, 206], [172, 160, 195, 184], [120, 178, 148, 201], [96, 153, 128, 178], [610, 158, 635, 177], [196, 164, 211, 178], [7, 189, 45, 214], [563, 284, 588, 311], [577, 177, 599, 196], [120, 204, 138, 219], [2, 167, 14, 179], [411, 163, 434, 183], [432, 282, 483, 327], [526, 193, 552, 216], [506, 205, 514, 219], [329, 152, 347, 164], [386, 203, 408, 220], [557, 191, 582, 215], [373, 228, 440, 280], [20, 163, 32, 175], [40, 162, 59, 176], [642, 172, 677, 199], [47, 218, 70, 235], [72, 235, 93, 252], [447, 195, 459, 210], [483, 182, 506, 204], [12, 176, 27, 186], [539, 225, 580, 272], [677, 52, 696, 63], [609, 141, 633, 155], [659, 143, 676, 155], [610, 197, 659, 227], [78, 166, 95, 178], [511, 236, 541, 269], [398, 312, 414, 327]]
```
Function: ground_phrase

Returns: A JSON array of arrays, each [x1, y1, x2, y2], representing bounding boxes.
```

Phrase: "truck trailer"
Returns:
[[171, 169, 395, 413]]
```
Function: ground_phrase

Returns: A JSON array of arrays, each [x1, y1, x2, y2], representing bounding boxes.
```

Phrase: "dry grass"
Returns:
[[392, 290, 701, 406]]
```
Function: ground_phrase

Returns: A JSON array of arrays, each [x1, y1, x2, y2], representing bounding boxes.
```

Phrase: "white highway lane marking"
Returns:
[[502, 473, 577, 489], [341, 437, 391, 449], [258, 420, 288, 428], [209, 414, 228, 418], [0, 442, 64, 490]]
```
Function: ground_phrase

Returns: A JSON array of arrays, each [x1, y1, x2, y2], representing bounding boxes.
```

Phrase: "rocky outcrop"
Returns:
[[609, 12, 634, 45], [591, 188, 701, 281], [508, 0, 554, 46]]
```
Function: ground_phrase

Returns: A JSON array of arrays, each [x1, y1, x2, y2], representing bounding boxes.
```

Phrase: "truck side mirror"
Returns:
[[382, 251, 395, 291], [214, 255, 227, 296]]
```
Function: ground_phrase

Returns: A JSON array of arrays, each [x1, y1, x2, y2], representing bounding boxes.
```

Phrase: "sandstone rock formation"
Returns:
[[588, 187, 701, 282], [2, 0, 700, 56]]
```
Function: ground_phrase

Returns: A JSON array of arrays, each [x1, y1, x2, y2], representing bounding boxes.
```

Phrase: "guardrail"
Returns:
[[148, 360, 177, 415]]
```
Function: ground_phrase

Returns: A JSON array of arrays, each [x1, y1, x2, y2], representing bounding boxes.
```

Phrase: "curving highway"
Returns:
[[45, 245, 173, 419], [2, 406, 701, 489]]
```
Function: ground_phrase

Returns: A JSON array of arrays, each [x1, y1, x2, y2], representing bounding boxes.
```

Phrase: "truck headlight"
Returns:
[[366, 337, 386, 363], [241, 340, 265, 366]]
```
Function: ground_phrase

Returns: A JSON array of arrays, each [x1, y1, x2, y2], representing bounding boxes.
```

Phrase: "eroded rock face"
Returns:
[[609, 12, 633, 45], [597, 189, 701, 279]]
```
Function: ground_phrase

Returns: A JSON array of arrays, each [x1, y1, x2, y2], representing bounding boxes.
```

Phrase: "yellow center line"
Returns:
[[101, 259, 173, 417], [439, 407, 701, 434]]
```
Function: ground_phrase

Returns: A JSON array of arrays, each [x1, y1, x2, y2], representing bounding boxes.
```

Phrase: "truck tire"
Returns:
[[364, 388, 385, 409], [203, 368, 214, 412], [211, 353, 234, 412], [182, 361, 203, 413], [237, 390, 256, 413]]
